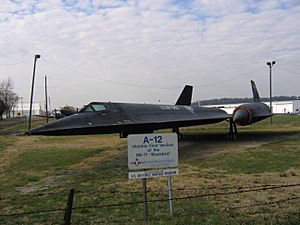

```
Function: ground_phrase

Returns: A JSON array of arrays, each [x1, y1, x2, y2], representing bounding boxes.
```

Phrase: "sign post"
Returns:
[[167, 176, 173, 216], [142, 177, 148, 221], [128, 133, 179, 219]]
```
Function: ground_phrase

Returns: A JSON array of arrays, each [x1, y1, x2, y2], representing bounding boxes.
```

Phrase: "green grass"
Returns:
[[195, 138, 300, 174], [10, 147, 105, 172], [0, 136, 14, 153], [1, 147, 106, 194], [1, 115, 300, 224], [0, 118, 49, 135], [181, 115, 300, 133]]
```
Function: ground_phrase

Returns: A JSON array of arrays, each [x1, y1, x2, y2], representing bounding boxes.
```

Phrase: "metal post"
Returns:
[[167, 176, 174, 217], [267, 61, 275, 124], [142, 178, 148, 221], [20, 97, 24, 116], [64, 189, 75, 225], [48, 97, 51, 113], [44, 76, 49, 123], [269, 63, 272, 124], [28, 54, 41, 130]]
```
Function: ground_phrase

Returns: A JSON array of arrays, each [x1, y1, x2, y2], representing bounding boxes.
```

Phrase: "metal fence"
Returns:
[[1, 183, 300, 224]]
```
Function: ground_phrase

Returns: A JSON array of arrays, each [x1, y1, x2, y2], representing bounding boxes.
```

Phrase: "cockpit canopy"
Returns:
[[80, 103, 107, 113]]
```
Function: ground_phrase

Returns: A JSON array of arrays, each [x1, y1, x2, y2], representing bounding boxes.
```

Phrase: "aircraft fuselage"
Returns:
[[27, 102, 230, 136]]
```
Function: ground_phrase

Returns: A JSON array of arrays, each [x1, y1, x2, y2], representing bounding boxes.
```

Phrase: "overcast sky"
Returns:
[[0, 0, 300, 109]]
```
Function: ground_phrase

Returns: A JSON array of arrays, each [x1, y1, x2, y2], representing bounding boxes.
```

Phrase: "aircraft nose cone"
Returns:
[[26, 114, 81, 135], [26, 121, 62, 135], [233, 108, 249, 126]]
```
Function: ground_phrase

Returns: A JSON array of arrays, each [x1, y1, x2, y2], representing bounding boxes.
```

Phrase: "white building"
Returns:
[[203, 100, 300, 114], [12, 102, 42, 117], [271, 100, 300, 114]]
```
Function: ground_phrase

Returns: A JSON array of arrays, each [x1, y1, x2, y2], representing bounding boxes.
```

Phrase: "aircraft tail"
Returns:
[[175, 85, 193, 106], [251, 80, 260, 102]]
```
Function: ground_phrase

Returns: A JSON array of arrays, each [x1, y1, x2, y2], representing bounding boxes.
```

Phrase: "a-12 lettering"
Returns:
[[143, 135, 162, 144]]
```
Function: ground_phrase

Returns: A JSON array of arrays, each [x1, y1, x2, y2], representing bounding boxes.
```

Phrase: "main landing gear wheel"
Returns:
[[227, 118, 238, 140]]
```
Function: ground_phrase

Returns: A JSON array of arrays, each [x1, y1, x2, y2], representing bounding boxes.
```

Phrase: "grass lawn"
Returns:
[[0, 115, 300, 224]]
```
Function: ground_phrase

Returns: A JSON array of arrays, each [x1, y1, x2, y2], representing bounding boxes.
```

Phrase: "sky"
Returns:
[[0, 0, 300, 109]]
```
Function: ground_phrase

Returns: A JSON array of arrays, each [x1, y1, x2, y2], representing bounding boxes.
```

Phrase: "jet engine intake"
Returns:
[[233, 103, 271, 126], [233, 105, 253, 126]]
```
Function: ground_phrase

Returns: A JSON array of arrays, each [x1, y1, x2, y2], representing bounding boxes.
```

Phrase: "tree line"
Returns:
[[0, 78, 19, 120], [193, 96, 300, 106]]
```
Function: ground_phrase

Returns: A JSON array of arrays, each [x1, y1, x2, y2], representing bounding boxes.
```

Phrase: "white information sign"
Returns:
[[128, 133, 178, 170], [129, 169, 179, 179]]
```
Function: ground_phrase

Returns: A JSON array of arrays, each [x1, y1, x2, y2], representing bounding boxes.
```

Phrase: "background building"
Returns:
[[12, 102, 42, 117], [203, 100, 300, 115]]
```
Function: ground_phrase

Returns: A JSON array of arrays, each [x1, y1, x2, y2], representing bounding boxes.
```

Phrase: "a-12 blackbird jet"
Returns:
[[26, 80, 271, 137]]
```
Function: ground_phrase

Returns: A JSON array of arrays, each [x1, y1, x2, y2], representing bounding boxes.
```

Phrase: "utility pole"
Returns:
[[48, 97, 51, 113], [28, 54, 41, 130], [44, 76, 49, 123], [266, 61, 276, 124], [20, 97, 24, 116]]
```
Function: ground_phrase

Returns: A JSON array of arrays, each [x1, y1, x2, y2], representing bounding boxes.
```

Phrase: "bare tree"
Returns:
[[0, 99, 5, 120], [0, 78, 19, 119]]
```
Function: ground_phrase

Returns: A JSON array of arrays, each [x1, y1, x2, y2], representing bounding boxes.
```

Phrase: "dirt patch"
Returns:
[[178, 131, 299, 161], [16, 175, 67, 193], [0, 117, 26, 127], [32, 135, 126, 151], [70, 154, 117, 169]]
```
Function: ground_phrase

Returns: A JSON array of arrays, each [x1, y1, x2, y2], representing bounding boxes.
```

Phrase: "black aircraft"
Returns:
[[26, 80, 271, 137]]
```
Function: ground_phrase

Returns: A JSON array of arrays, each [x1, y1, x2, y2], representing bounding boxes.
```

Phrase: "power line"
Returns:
[[0, 57, 31, 67], [277, 66, 300, 75], [193, 66, 265, 88], [44, 59, 266, 90], [44, 59, 182, 90]]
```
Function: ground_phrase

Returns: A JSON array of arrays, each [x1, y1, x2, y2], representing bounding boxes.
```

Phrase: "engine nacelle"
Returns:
[[233, 103, 271, 126]]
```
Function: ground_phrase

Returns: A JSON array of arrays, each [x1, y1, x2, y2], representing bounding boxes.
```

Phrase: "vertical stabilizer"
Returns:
[[251, 80, 260, 102], [175, 85, 193, 106]]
